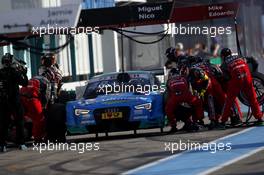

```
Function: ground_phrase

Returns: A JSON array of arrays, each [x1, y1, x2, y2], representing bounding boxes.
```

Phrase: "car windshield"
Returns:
[[83, 76, 151, 99]]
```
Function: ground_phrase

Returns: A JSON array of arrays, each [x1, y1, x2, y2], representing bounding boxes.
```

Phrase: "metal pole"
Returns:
[[120, 28, 124, 72], [88, 34, 95, 78], [70, 36, 77, 81], [234, 17, 242, 57], [169, 0, 176, 22]]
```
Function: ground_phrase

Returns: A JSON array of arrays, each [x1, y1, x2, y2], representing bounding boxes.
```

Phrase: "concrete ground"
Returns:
[[211, 150, 264, 175], [2, 125, 262, 175]]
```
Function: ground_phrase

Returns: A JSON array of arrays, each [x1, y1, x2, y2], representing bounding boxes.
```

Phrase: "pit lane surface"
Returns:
[[124, 126, 264, 175], [1, 125, 258, 175], [211, 149, 264, 175]]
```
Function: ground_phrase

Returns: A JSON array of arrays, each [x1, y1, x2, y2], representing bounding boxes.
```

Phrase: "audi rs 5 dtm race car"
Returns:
[[66, 71, 165, 135]]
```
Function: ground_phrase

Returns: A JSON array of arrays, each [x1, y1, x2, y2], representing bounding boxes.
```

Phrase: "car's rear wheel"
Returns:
[[238, 72, 264, 106]]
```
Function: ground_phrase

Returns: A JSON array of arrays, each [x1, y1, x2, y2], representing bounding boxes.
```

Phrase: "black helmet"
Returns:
[[188, 56, 202, 66], [220, 48, 232, 58], [189, 67, 209, 92], [189, 67, 205, 80], [195, 56, 203, 63], [165, 47, 176, 59], [188, 56, 196, 66], [169, 68, 180, 75], [41, 54, 53, 67], [178, 55, 188, 66], [1, 53, 13, 66]]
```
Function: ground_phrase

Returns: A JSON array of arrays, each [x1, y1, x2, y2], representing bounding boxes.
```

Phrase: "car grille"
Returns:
[[89, 107, 140, 132]]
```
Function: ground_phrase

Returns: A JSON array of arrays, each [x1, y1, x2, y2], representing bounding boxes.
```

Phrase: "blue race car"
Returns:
[[66, 71, 165, 135]]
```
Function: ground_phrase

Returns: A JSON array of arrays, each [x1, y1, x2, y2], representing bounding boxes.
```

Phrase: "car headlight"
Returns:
[[75, 109, 90, 116], [134, 103, 152, 110]]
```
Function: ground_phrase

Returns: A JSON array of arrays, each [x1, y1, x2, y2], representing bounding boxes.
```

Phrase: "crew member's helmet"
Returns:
[[188, 56, 203, 67], [41, 54, 53, 67], [1, 53, 13, 66], [175, 42, 184, 51], [220, 48, 232, 58], [189, 68, 206, 81], [165, 47, 176, 59], [177, 55, 189, 67], [189, 67, 209, 93], [169, 68, 180, 76]]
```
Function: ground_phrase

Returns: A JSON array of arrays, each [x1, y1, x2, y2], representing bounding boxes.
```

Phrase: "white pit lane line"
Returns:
[[123, 127, 264, 175]]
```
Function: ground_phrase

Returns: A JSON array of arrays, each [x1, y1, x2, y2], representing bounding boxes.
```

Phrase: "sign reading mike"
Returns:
[[208, 5, 235, 18]]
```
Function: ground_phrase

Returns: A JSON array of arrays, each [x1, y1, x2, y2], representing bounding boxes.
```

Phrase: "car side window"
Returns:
[[154, 76, 161, 87]]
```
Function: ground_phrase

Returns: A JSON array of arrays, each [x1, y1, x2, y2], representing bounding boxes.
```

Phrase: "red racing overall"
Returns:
[[221, 56, 262, 122], [192, 63, 242, 121], [165, 74, 204, 127], [20, 79, 46, 141]]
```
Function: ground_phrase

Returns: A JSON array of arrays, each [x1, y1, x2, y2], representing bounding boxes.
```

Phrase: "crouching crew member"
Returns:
[[188, 58, 243, 128], [165, 68, 204, 133]]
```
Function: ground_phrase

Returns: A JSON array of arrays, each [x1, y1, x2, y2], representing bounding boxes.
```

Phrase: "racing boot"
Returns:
[[231, 116, 243, 127], [19, 144, 28, 151], [168, 125, 178, 133], [197, 120, 205, 127], [208, 120, 218, 130], [182, 122, 199, 132], [214, 122, 226, 130], [181, 122, 192, 131], [0, 145, 7, 153], [254, 118, 264, 126], [190, 123, 200, 132]]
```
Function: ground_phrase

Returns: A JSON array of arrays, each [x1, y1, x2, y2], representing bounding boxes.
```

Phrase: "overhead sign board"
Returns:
[[78, 2, 239, 28], [78, 2, 172, 28], [0, 4, 81, 34], [170, 3, 239, 22]]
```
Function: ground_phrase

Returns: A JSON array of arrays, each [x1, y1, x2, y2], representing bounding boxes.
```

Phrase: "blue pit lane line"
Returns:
[[123, 126, 264, 175]]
